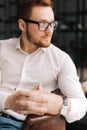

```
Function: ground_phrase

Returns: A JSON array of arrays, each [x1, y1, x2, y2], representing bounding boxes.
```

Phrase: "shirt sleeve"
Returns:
[[0, 91, 11, 111], [58, 54, 87, 123], [0, 41, 11, 111]]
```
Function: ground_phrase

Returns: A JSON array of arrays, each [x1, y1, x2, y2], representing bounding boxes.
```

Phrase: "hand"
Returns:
[[5, 84, 48, 115], [32, 84, 63, 115], [44, 92, 63, 115], [5, 84, 63, 115]]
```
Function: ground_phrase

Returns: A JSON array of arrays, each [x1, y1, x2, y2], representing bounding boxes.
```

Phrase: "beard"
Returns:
[[26, 29, 52, 48]]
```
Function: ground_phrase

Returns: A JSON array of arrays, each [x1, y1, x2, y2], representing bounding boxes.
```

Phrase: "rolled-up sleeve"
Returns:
[[58, 55, 87, 123], [0, 42, 10, 111], [66, 97, 87, 122], [0, 91, 10, 111]]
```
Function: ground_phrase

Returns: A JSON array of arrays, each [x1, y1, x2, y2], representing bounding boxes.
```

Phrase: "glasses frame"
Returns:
[[22, 18, 58, 31]]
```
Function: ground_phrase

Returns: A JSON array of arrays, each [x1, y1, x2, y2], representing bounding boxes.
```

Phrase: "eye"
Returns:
[[39, 22, 48, 26]]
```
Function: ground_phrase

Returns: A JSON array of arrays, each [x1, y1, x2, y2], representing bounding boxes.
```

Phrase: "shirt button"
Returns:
[[14, 88, 16, 90]]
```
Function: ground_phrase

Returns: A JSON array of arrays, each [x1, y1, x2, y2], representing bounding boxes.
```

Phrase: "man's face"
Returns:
[[24, 6, 55, 48]]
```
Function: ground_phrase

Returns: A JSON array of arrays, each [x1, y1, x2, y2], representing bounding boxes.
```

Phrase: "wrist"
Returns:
[[60, 98, 71, 116], [4, 95, 11, 110]]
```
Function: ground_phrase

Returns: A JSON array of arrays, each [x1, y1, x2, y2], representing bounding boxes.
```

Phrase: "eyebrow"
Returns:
[[38, 19, 55, 22]]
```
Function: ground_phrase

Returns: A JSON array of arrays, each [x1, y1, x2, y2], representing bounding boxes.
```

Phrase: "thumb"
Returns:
[[33, 83, 42, 90]]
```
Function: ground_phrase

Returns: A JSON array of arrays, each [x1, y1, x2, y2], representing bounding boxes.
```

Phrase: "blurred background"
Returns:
[[53, 0, 87, 83], [0, 0, 87, 130]]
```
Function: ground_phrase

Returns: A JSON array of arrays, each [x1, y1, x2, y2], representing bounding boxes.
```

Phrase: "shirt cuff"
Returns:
[[0, 91, 11, 111], [62, 98, 87, 123]]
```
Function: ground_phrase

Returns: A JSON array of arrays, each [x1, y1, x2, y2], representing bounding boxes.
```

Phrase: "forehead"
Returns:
[[29, 6, 54, 21]]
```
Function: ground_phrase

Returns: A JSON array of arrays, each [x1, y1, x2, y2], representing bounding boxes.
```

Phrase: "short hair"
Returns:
[[18, 0, 53, 19]]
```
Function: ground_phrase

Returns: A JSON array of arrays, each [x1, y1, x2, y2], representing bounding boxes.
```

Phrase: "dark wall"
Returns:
[[0, 0, 19, 39], [53, 0, 87, 81]]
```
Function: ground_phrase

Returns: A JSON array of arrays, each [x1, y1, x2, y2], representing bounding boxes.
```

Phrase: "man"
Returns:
[[0, 0, 87, 130]]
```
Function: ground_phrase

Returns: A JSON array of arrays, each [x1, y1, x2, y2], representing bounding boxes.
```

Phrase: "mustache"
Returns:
[[42, 35, 52, 37]]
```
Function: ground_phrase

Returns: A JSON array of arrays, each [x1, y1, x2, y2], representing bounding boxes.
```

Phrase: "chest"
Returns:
[[1, 51, 60, 89]]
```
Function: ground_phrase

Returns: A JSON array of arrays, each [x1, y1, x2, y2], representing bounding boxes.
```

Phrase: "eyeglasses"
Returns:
[[22, 18, 59, 31]]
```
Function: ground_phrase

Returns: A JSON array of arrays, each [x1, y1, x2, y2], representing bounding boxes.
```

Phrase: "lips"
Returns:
[[43, 35, 52, 39]]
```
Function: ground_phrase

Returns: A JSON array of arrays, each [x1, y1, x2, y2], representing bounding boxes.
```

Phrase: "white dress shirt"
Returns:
[[0, 37, 87, 122]]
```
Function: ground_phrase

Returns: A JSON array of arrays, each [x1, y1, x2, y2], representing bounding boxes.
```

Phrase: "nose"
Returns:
[[45, 24, 53, 33]]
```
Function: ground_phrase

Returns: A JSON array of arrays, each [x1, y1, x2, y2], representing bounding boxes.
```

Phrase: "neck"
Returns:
[[20, 37, 38, 54]]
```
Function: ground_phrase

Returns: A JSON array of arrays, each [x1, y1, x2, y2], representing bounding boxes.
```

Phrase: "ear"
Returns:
[[18, 19, 26, 32]]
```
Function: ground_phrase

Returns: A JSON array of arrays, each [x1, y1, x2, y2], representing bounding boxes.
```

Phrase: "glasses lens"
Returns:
[[52, 21, 58, 30], [38, 21, 58, 31], [39, 22, 48, 31]]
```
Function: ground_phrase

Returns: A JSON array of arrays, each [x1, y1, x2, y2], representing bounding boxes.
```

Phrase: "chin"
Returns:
[[44, 44, 50, 48], [41, 40, 51, 47], [41, 43, 50, 48], [34, 41, 51, 48]]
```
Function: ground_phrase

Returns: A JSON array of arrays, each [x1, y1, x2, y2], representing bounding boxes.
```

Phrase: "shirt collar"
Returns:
[[15, 37, 48, 53], [15, 37, 21, 50], [37, 47, 47, 53]]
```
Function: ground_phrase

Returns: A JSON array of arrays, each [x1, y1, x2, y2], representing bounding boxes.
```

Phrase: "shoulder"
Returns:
[[0, 37, 20, 58], [0, 37, 19, 46], [0, 37, 19, 50], [46, 43, 75, 68], [48, 43, 69, 60]]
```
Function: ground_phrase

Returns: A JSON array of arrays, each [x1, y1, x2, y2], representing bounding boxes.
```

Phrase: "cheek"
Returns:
[[29, 28, 43, 39], [28, 24, 38, 34], [26, 24, 44, 41]]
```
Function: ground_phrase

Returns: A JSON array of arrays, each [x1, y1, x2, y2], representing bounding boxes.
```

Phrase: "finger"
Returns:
[[28, 92, 48, 103], [16, 99, 46, 110], [32, 84, 42, 90], [15, 97, 48, 115], [37, 84, 42, 90], [42, 90, 51, 94], [17, 106, 47, 115], [16, 90, 48, 103], [16, 90, 31, 97]]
